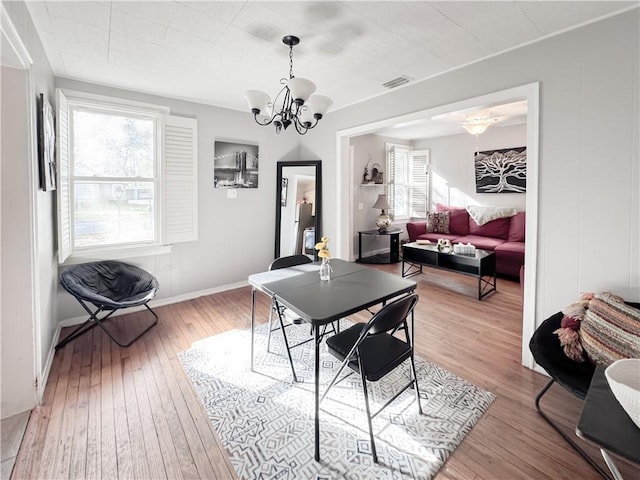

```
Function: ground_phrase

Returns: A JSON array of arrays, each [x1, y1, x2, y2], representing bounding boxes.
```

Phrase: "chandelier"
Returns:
[[244, 35, 332, 135]]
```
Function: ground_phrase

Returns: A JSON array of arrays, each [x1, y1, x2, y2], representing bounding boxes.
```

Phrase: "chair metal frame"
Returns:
[[266, 254, 337, 382], [55, 300, 158, 350], [56, 261, 159, 350], [321, 293, 422, 463]]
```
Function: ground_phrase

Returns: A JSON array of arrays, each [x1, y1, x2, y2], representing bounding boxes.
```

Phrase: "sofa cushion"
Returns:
[[416, 233, 459, 243], [426, 212, 450, 233], [468, 216, 511, 240], [495, 241, 525, 255], [436, 203, 469, 236], [508, 211, 526, 242], [406, 221, 426, 242], [453, 235, 506, 251], [494, 242, 525, 278]]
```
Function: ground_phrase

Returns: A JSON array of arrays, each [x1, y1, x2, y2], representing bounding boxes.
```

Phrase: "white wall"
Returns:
[[1, 66, 36, 417], [300, 10, 640, 323], [55, 78, 301, 322], [414, 124, 527, 210], [3, 0, 57, 415], [350, 134, 411, 255]]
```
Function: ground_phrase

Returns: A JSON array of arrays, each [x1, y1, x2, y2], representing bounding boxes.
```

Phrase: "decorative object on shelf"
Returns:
[[244, 35, 332, 135], [362, 158, 372, 184], [214, 140, 259, 188], [315, 236, 332, 281], [474, 146, 526, 193], [37, 93, 56, 191], [436, 238, 453, 253], [372, 194, 391, 232], [371, 163, 384, 184]]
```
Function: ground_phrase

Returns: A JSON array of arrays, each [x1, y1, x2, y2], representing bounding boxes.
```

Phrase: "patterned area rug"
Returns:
[[179, 320, 494, 480]]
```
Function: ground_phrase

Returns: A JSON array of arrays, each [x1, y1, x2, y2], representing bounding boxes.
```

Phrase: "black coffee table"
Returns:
[[402, 242, 497, 300]]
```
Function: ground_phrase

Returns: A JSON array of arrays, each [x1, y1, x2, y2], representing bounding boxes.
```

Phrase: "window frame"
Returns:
[[56, 89, 197, 265], [68, 100, 162, 253], [386, 143, 429, 221]]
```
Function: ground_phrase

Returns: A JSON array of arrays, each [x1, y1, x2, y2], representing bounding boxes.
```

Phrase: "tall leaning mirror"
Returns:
[[275, 160, 322, 260]]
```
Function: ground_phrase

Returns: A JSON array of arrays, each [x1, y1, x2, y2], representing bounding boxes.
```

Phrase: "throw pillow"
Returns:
[[580, 292, 640, 365], [426, 212, 450, 233], [466, 205, 517, 226]]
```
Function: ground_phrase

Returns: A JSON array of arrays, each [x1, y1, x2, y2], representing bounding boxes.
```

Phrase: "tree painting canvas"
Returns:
[[474, 147, 526, 193]]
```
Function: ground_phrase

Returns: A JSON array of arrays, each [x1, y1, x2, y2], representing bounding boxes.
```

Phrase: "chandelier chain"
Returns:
[[289, 44, 294, 79]]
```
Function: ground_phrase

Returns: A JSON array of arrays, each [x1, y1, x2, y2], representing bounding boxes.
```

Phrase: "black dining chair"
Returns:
[[56, 260, 159, 350], [322, 293, 421, 463], [267, 255, 338, 382], [529, 301, 640, 479]]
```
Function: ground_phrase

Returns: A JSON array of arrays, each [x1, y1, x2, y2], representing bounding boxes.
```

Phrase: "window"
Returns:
[[56, 89, 198, 263], [385, 144, 429, 220]]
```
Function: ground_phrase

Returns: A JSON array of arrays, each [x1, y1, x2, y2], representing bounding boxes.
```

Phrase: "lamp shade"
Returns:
[[372, 194, 390, 210], [287, 77, 316, 103], [306, 94, 333, 117], [245, 90, 270, 114], [462, 122, 491, 135]]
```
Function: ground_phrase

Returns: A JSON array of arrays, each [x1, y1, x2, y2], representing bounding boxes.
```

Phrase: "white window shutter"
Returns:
[[162, 115, 198, 244], [56, 89, 71, 263], [410, 149, 430, 218]]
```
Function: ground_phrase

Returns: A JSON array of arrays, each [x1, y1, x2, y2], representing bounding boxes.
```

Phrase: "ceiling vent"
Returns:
[[382, 76, 412, 89]]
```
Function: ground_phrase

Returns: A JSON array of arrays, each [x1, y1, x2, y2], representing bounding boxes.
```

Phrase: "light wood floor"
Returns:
[[12, 264, 639, 479]]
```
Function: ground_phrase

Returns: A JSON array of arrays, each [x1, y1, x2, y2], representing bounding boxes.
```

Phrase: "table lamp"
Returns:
[[372, 194, 391, 232]]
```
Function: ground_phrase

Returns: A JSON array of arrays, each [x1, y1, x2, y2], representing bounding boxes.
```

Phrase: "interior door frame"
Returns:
[[335, 83, 539, 369]]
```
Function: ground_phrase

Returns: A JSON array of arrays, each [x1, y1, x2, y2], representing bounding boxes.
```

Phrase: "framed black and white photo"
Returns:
[[37, 93, 56, 191], [474, 146, 526, 193], [213, 140, 259, 188], [281, 177, 288, 206]]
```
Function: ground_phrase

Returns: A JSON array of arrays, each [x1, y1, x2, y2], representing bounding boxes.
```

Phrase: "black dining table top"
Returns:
[[249, 259, 417, 325]]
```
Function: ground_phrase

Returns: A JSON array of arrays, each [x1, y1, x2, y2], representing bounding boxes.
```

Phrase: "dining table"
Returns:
[[248, 258, 417, 462]]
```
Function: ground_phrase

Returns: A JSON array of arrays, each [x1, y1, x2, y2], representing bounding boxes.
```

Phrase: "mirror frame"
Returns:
[[275, 160, 322, 260]]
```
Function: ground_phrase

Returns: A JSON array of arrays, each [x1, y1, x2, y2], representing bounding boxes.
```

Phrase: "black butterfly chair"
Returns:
[[56, 260, 159, 350], [529, 301, 640, 479], [267, 254, 338, 382], [322, 293, 421, 463]]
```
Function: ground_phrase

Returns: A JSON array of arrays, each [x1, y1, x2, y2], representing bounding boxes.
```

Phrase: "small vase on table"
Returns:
[[319, 258, 331, 281]]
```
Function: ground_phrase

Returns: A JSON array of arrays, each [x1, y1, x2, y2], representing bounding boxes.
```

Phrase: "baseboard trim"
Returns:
[[41, 280, 249, 399], [58, 280, 249, 327]]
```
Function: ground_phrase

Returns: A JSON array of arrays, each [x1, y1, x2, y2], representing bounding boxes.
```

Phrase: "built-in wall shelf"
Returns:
[[359, 183, 387, 187]]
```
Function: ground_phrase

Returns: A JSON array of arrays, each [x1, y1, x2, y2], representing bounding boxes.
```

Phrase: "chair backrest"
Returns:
[[365, 293, 419, 336], [269, 254, 312, 271]]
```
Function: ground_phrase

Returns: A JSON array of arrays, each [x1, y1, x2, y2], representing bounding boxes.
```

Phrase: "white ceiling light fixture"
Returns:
[[244, 35, 332, 135], [461, 117, 499, 136]]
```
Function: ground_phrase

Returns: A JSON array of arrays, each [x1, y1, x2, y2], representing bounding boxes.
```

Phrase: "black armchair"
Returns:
[[529, 302, 640, 479], [56, 260, 159, 350]]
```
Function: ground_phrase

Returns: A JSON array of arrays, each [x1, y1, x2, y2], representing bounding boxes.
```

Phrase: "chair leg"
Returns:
[[267, 300, 275, 352], [409, 353, 423, 415], [274, 302, 299, 383], [535, 378, 612, 480], [359, 359, 378, 464], [56, 301, 158, 350]]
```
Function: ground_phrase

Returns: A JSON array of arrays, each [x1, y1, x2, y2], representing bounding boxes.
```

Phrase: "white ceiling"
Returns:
[[26, 1, 637, 138]]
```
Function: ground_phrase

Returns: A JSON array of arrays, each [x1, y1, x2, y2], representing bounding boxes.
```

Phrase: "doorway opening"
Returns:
[[335, 83, 539, 369]]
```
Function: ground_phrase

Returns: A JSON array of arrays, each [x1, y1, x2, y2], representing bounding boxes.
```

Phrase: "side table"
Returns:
[[357, 228, 403, 264]]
